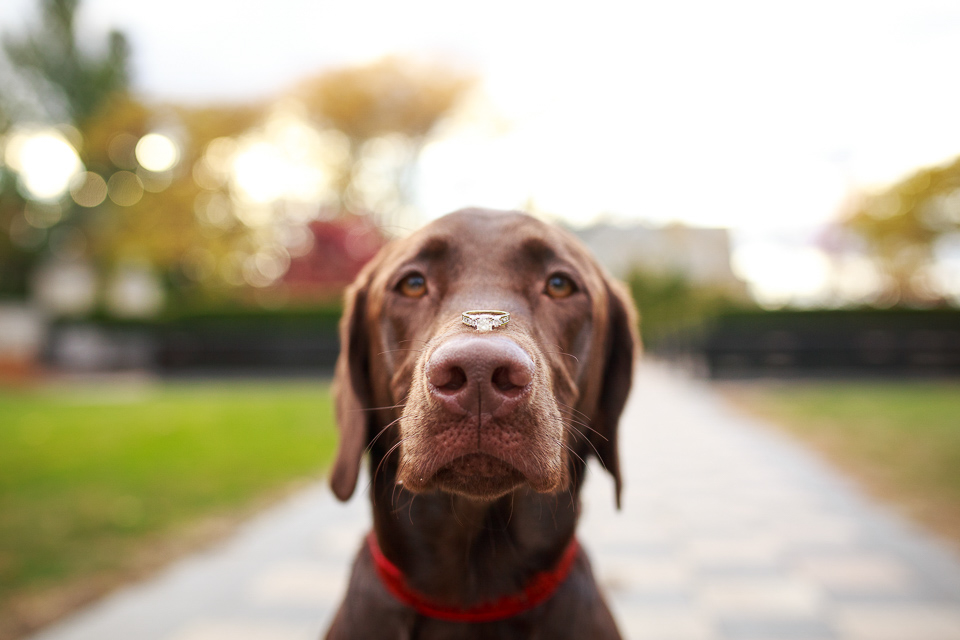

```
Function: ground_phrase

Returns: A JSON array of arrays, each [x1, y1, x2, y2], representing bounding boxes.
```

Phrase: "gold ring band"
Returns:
[[461, 310, 510, 332]]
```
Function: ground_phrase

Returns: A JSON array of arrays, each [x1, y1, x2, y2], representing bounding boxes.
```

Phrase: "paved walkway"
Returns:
[[28, 363, 960, 640]]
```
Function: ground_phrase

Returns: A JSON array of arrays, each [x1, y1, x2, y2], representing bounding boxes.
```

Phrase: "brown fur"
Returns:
[[325, 209, 638, 639]]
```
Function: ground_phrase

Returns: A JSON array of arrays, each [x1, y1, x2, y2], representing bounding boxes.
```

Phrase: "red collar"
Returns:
[[366, 531, 581, 623]]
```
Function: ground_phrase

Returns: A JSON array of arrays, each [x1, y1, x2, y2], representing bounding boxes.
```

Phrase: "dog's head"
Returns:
[[330, 209, 638, 506]]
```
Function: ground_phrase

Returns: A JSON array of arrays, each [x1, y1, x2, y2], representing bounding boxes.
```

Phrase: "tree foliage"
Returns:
[[295, 57, 474, 220], [0, 0, 132, 297], [2, 0, 130, 126], [298, 56, 471, 143], [842, 157, 960, 304], [80, 96, 267, 272], [1, 3, 474, 311], [627, 269, 753, 347]]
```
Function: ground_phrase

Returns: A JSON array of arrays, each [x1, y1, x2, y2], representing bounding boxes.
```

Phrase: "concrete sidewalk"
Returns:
[[28, 363, 960, 640]]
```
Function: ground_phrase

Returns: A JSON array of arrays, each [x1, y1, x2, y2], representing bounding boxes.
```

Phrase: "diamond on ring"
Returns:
[[461, 310, 510, 333]]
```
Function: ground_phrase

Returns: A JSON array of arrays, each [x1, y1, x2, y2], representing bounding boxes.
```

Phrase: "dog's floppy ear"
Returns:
[[590, 277, 640, 509], [330, 277, 373, 502]]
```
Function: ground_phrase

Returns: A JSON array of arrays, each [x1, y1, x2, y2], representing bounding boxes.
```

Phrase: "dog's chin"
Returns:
[[430, 453, 527, 500]]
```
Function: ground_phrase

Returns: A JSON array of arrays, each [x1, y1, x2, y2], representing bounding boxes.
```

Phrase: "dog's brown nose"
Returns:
[[426, 336, 534, 415]]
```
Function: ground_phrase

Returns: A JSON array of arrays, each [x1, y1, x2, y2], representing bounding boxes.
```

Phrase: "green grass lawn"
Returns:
[[0, 379, 337, 636], [723, 380, 960, 546]]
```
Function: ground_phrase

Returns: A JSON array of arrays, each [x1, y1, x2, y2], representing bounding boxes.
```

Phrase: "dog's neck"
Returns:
[[369, 450, 584, 607]]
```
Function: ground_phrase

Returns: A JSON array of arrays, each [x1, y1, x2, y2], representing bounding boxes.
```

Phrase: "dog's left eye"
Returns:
[[544, 274, 576, 299], [398, 273, 428, 298]]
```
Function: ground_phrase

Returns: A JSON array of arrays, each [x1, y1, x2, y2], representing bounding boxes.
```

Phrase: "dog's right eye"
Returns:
[[545, 273, 576, 299], [398, 273, 428, 298]]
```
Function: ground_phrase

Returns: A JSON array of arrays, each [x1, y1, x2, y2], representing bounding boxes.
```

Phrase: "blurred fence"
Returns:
[[667, 308, 960, 378], [42, 306, 342, 376]]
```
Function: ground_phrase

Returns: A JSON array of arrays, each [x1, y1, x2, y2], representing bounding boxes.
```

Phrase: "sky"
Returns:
[[3, 0, 960, 303]]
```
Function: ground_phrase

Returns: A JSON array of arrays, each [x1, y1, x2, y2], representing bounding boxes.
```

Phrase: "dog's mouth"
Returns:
[[432, 453, 526, 499]]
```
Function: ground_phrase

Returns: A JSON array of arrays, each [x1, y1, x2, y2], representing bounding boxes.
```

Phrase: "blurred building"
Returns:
[[280, 214, 386, 299], [0, 304, 46, 379], [572, 221, 749, 297]]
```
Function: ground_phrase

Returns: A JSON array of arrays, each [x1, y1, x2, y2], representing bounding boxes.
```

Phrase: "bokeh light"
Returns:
[[243, 247, 291, 287], [232, 141, 290, 204], [8, 215, 46, 250], [135, 133, 180, 172], [180, 247, 217, 282], [105, 265, 165, 318], [193, 137, 237, 191], [23, 201, 63, 229], [70, 172, 108, 207], [229, 105, 332, 207], [194, 191, 234, 229], [107, 171, 144, 206], [277, 224, 315, 257], [4, 128, 83, 201], [48, 226, 88, 261], [137, 167, 173, 193], [732, 243, 833, 308], [108, 133, 139, 170], [31, 260, 97, 315]]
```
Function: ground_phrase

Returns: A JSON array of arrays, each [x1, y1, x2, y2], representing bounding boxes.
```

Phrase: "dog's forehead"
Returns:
[[407, 209, 584, 267], [425, 208, 536, 235]]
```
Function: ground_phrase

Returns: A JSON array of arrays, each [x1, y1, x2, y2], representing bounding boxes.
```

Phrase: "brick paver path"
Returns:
[[28, 363, 960, 640]]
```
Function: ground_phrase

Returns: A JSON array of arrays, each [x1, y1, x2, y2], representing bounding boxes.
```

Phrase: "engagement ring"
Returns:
[[461, 310, 510, 332]]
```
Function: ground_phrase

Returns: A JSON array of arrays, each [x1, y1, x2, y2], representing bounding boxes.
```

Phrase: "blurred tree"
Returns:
[[0, 99, 10, 132], [296, 57, 473, 226], [842, 157, 960, 305], [627, 269, 752, 348], [79, 96, 269, 299], [0, 0, 132, 299], [0, 1, 264, 306], [2, 0, 130, 127], [1, 9, 475, 309]]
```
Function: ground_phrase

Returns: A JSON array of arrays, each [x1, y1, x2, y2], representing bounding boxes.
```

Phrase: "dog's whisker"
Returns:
[[365, 414, 420, 454], [374, 436, 414, 488], [397, 338, 430, 345], [351, 402, 407, 413], [449, 496, 466, 529], [558, 460, 578, 509], [406, 492, 419, 525], [547, 350, 580, 364], [564, 450, 587, 508], [558, 412, 598, 434], [556, 407, 593, 427], [394, 479, 414, 514], [547, 343, 580, 363], [557, 401, 592, 422], [391, 461, 418, 513], [380, 435, 412, 462], [563, 420, 606, 462], [390, 473, 417, 517], [559, 412, 607, 441], [378, 348, 426, 356], [557, 438, 587, 468], [390, 459, 409, 507]]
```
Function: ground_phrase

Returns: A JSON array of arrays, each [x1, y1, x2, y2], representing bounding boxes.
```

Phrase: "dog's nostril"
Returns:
[[439, 366, 467, 392], [492, 366, 514, 392], [492, 366, 527, 396]]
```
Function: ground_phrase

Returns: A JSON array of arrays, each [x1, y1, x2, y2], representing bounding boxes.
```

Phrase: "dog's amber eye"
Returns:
[[398, 273, 428, 298], [545, 274, 575, 299]]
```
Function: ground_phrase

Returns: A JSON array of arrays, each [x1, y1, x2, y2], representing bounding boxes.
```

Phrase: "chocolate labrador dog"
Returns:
[[325, 208, 638, 639]]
